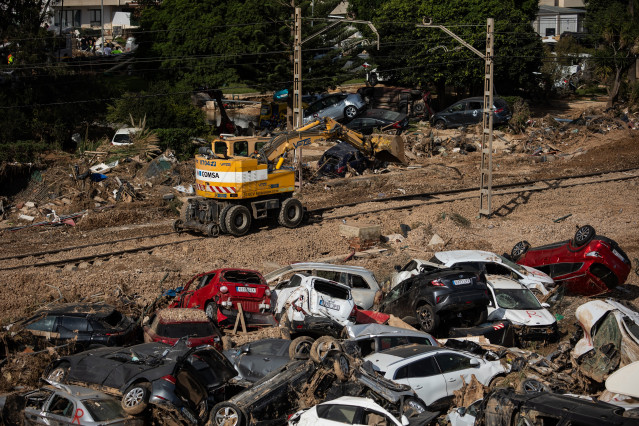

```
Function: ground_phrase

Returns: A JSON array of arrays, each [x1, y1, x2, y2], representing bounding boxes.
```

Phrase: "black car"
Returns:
[[378, 268, 490, 334], [44, 341, 238, 419], [318, 142, 369, 177], [346, 109, 409, 135], [17, 303, 139, 350], [430, 97, 511, 129], [476, 388, 639, 426]]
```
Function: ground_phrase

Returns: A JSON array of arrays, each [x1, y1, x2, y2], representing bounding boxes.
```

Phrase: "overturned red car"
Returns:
[[170, 268, 276, 327], [510, 225, 631, 296]]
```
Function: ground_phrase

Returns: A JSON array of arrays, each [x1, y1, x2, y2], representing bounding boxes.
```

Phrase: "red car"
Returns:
[[511, 225, 631, 296], [143, 308, 222, 349], [171, 268, 275, 327]]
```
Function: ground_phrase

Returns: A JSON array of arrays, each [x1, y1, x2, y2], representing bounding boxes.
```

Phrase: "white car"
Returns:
[[364, 345, 506, 408], [266, 262, 381, 309], [289, 396, 411, 426], [486, 274, 558, 342], [344, 323, 439, 357], [392, 250, 554, 296], [278, 273, 355, 329], [447, 399, 482, 426], [111, 127, 139, 146]]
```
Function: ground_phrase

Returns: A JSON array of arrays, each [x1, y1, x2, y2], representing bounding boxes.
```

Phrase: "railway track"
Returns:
[[2, 167, 638, 271]]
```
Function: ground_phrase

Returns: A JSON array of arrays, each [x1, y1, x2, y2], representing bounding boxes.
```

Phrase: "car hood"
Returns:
[[520, 265, 554, 285], [489, 308, 556, 326]]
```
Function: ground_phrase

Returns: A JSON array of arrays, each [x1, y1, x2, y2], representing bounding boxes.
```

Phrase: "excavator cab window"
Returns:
[[214, 141, 228, 155], [234, 141, 249, 157]]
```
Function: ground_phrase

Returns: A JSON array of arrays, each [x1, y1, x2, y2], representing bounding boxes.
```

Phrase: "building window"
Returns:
[[55, 9, 81, 28], [545, 28, 556, 36], [90, 9, 101, 27]]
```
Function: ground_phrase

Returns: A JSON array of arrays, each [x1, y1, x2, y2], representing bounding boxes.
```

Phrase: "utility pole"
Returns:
[[417, 17, 495, 217]]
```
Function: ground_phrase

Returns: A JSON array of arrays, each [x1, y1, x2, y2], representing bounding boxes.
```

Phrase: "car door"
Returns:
[[322, 95, 343, 119], [379, 279, 413, 318], [464, 100, 483, 125], [394, 356, 447, 406], [434, 352, 479, 397], [42, 394, 76, 426], [58, 316, 93, 345], [235, 339, 291, 382], [343, 272, 374, 309], [445, 101, 466, 127], [189, 273, 216, 309]]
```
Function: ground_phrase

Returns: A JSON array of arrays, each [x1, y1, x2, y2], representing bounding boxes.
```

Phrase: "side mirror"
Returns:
[[470, 358, 480, 368], [541, 302, 550, 308], [400, 415, 410, 426], [458, 407, 467, 417], [240, 345, 250, 354]]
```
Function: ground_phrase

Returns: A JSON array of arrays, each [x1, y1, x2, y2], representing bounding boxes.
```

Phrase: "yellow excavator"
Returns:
[[174, 118, 405, 237]]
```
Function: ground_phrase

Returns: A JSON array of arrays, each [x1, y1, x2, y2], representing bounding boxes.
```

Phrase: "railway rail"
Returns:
[[1, 167, 638, 271]]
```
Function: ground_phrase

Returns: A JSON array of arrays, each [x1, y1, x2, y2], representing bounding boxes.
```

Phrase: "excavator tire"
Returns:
[[225, 205, 252, 237], [219, 204, 233, 234], [278, 198, 303, 228]]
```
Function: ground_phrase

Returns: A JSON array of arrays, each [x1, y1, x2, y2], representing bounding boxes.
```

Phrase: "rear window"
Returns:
[[60, 317, 91, 332], [313, 279, 351, 300], [112, 133, 131, 143], [101, 310, 124, 328], [316, 404, 358, 423], [83, 398, 126, 421], [157, 322, 214, 338], [222, 270, 263, 285]]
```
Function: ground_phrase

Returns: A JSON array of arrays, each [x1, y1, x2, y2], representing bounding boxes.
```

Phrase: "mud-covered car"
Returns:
[[475, 388, 638, 425], [379, 268, 489, 333], [0, 382, 142, 426], [511, 225, 631, 296], [211, 356, 431, 426], [44, 341, 238, 419], [14, 303, 139, 351], [171, 268, 275, 328], [343, 324, 439, 357], [143, 308, 222, 349]]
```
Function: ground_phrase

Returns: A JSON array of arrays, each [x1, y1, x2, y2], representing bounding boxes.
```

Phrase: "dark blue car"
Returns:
[[430, 97, 511, 129], [318, 143, 368, 177]]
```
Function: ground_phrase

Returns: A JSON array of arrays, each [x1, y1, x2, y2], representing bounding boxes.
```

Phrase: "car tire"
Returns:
[[344, 105, 358, 120], [289, 336, 314, 360], [219, 204, 233, 234], [225, 205, 252, 237], [573, 225, 595, 247], [416, 304, 439, 333], [121, 383, 150, 415], [310, 336, 342, 363], [402, 398, 427, 418], [278, 198, 304, 228], [205, 302, 218, 322], [511, 240, 531, 261], [46, 362, 69, 383], [211, 402, 245, 426], [332, 353, 351, 381], [173, 219, 184, 232], [434, 120, 446, 130], [518, 378, 550, 394]]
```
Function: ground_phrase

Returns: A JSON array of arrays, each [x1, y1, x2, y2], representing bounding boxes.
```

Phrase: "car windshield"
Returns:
[[222, 270, 263, 285], [83, 398, 126, 420], [158, 322, 214, 338], [494, 289, 542, 310], [112, 133, 131, 143], [496, 254, 528, 274]]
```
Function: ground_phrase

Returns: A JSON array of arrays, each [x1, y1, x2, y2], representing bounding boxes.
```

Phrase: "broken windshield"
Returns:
[[494, 289, 542, 310]]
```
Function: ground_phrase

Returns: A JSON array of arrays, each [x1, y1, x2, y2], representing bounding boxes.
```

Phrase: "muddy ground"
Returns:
[[1, 97, 639, 400]]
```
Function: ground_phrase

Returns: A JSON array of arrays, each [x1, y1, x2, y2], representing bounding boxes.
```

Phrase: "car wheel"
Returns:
[[211, 402, 245, 426], [518, 378, 550, 394], [278, 198, 304, 228], [574, 225, 595, 247], [344, 105, 358, 119], [289, 336, 314, 360], [219, 204, 233, 234], [47, 362, 69, 383], [416, 304, 439, 333], [434, 120, 446, 130], [173, 219, 184, 232], [402, 398, 426, 418], [225, 205, 252, 237], [310, 336, 342, 363], [205, 302, 218, 322], [121, 383, 150, 415], [332, 353, 351, 381], [511, 240, 531, 261]]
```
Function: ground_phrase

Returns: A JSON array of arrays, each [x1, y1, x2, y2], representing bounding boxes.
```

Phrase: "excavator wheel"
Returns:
[[218, 204, 233, 234], [225, 205, 252, 237], [205, 223, 220, 237], [278, 198, 304, 228]]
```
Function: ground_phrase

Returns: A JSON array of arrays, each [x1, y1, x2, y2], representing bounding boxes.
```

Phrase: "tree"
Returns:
[[348, 0, 543, 105], [585, 0, 639, 106]]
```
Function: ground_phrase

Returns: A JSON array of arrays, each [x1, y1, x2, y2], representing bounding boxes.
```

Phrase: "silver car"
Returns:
[[302, 93, 366, 124], [0, 382, 140, 425]]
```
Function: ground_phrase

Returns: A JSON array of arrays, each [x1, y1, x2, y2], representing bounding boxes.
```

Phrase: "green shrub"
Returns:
[[154, 128, 201, 160], [0, 141, 51, 163]]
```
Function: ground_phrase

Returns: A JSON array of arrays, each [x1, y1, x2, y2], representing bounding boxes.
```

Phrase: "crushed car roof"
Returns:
[[155, 308, 208, 323], [486, 275, 527, 290], [345, 324, 433, 340]]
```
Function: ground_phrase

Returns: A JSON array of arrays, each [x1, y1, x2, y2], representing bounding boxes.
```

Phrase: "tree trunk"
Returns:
[[607, 67, 623, 108]]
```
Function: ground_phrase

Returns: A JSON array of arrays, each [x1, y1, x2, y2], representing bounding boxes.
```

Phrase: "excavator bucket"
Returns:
[[370, 134, 406, 164]]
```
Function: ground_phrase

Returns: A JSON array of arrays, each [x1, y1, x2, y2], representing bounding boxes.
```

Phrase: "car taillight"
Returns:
[[494, 107, 504, 113], [436, 296, 441, 304], [265, 289, 271, 297], [337, 166, 345, 174], [392, 121, 401, 129], [162, 375, 176, 384], [220, 285, 228, 293], [430, 279, 445, 286]]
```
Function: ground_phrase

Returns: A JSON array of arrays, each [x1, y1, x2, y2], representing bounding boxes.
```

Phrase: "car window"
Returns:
[[467, 101, 482, 110], [314, 279, 351, 300], [315, 270, 341, 282], [451, 261, 482, 272], [25, 390, 53, 410], [356, 338, 376, 357], [467, 400, 482, 417], [348, 274, 370, 289], [26, 316, 56, 332], [323, 96, 340, 107], [401, 356, 440, 379], [379, 336, 431, 351], [551, 262, 583, 277], [383, 284, 404, 304], [494, 289, 542, 310], [197, 274, 214, 290], [435, 353, 473, 373], [247, 339, 289, 356], [407, 336, 434, 346], [449, 102, 464, 112], [60, 316, 91, 332], [276, 273, 307, 290], [484, 262, 512, 276], [83, 398, 127, 421], [222, 270, 263, 285], [47, 395, 74, 417], [233, 141, 248, 157], [316, 403, 359, 423]]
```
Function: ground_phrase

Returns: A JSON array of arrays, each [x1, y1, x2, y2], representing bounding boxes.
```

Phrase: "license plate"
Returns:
[[236, 286, 257, 293], [453, 278, 471, 285], [319, 299, 341, 311], [613, 249, 625, 262]]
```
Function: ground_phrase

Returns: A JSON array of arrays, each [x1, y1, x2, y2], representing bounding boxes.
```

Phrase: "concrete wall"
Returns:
[[539, 0, 585, 7], [534, 13, 581, 36]]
